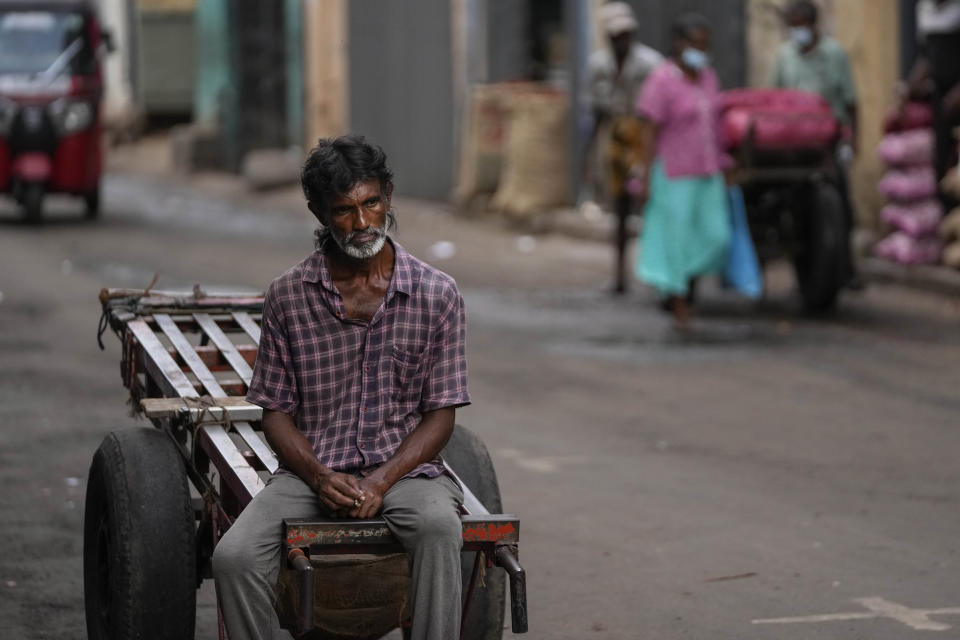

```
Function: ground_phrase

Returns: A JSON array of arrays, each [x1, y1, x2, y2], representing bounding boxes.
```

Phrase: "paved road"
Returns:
[[2, 170, 960, 639]]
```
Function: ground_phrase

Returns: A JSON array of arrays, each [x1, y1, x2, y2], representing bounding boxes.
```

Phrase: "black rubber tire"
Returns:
[[84, 184, 101, 220], [83, 428, 197, 640], [441, 424, 506, 640], [21, 183, 43, 225], [794, 181, 845, 312]]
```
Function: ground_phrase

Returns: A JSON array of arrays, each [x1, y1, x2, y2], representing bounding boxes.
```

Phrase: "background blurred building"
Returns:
[[108, 0, 920, 229]]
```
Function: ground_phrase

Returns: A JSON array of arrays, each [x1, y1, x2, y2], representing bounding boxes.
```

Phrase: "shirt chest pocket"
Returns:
[[390, 345, 429, 407]]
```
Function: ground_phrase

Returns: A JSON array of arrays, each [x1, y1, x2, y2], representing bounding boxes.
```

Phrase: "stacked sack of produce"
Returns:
[[939, 149, 960, 269], [874, 104, 944, 265]]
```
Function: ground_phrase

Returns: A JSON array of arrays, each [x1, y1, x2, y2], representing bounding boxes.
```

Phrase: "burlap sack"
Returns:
[[491, 89, 572, 217], [275, 553, 411, 640], [939, 207, 960, 241], [455, 83, 539, 206], [942, 241, 960, 269], [942, 166, 960, 201]]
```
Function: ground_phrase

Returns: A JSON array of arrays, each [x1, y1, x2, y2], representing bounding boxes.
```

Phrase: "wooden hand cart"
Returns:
[[85, 288, 528, 640]]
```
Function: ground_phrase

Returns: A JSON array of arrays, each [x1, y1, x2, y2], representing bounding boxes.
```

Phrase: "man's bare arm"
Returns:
[[633, 118, 659, 203], [350, 407, 456, 519], [261, 409, 364, 512]]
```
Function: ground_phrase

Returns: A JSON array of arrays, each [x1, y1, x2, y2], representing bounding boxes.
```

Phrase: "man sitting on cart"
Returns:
[[213, 135, 471, 640]]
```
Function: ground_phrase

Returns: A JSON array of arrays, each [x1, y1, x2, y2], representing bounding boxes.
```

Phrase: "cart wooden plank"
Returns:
[[232, 311, 261, 345], [198, 424, 265, 505], [140, 397, 263, 420], [154, 313, 280, 473], [284, 514, 519, 552], [127, 318, 198, 399], [155, 314, 226, 398], [233, 421, 279, 473], [443, 462, 489, 516], [194, 313, 254, 385]]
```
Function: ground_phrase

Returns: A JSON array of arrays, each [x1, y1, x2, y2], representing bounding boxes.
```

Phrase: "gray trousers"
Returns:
[[213, 472, 464, 640]]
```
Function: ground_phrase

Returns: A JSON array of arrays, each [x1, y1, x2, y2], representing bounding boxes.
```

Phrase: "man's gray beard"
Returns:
[[331, 225, 388, 260]]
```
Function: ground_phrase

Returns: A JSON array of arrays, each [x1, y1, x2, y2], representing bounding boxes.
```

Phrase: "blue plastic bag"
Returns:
[[723, 185, 764, 299]]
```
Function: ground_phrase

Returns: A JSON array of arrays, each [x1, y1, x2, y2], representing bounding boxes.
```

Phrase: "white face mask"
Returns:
[[789, 26, 814, 48], [681, 47, 710, 71]]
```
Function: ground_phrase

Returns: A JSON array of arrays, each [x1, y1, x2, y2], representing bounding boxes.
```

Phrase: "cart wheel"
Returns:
[[84, 184, 101, 220], [21, 183, 43, 225], [794, 181, 845, 312], [441, 424, 507, 640], [83, 428, 196, 640]]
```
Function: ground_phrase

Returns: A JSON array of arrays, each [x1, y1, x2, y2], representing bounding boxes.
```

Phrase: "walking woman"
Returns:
[[633, 13, 732, 329]]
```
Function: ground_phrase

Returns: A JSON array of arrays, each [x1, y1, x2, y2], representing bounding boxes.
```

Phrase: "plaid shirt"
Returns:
[[246, 240, 470, 479]]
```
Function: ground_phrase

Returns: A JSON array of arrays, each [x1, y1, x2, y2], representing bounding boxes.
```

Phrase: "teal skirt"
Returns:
[[635, 161, 731, 296]]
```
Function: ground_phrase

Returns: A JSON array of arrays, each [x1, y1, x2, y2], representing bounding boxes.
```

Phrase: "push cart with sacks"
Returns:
[[85, 288, 528, 640], [722, 88, 850, 311]]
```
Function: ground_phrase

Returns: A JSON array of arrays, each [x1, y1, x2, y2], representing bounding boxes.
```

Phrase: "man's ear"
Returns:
[[384, 182, 394, 207]]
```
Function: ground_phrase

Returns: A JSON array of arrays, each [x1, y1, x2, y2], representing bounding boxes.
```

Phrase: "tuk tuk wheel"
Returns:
[[441, 424, 507, 640], [84, 185, 101, 220], [21, 183, 43, 225], [83, 428, 197, 640], [794, 181, 844, 312]]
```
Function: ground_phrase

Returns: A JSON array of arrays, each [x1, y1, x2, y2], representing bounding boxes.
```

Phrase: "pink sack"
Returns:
[[722, 88, 827, 110], [883, 101, 934, 133], [720, 88, 838, 152], [873, 231, 943, 265], [879, 199, 944, 237], [878, 166, 938, 201], [878, 129, 935, 167]]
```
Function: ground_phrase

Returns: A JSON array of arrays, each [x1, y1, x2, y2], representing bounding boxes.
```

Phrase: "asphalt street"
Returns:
[[1, 167, 960, 640]]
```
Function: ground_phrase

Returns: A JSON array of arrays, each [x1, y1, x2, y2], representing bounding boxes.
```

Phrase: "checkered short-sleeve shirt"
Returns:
[[246, 240, 470, 478]]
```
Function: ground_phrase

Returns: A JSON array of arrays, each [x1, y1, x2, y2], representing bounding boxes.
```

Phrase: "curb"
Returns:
[[858, 257, 960, 298]]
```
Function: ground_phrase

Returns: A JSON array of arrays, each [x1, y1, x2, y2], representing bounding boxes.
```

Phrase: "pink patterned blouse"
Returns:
[[636, 60, 732, 178]]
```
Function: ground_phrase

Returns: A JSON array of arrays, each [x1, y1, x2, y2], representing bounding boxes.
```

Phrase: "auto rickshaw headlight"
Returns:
[[0, 98, 17, 136], [49, 99, 94, 135]]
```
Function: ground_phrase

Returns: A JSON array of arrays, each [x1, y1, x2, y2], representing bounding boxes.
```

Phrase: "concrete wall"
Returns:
[[833, 0, 901, 228], [303, 0, 349, 145], [621, 0, 748, 89], [487, 0, 529, 82], [193, 0, 231, 126], [139, 8, 195, 116], [96, 0, 140, 131], [347, 0, 455, 201]]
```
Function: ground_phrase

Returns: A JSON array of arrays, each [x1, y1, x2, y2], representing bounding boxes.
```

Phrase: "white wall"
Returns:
[[96, 0, 140, 132]]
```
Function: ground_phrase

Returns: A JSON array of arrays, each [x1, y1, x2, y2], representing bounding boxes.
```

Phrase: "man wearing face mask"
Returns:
[[771, 0, 858, 140], [770, 0, 861, 286], [586, 1, 663, 294]]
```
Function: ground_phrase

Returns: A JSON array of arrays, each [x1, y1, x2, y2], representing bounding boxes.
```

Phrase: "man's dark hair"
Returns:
[[785, 0, 818, 23], [670, 12, 710, 44], [301, 134, 396, 247]]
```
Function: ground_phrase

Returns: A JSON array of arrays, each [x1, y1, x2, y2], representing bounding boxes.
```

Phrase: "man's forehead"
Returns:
[[333, 179, 382, 203]]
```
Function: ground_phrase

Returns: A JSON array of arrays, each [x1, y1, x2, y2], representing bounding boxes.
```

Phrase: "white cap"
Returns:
[[600, 2, 638, 36]]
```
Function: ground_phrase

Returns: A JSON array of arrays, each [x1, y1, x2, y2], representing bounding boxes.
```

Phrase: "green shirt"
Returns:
[[769, 35, 857, 126]]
